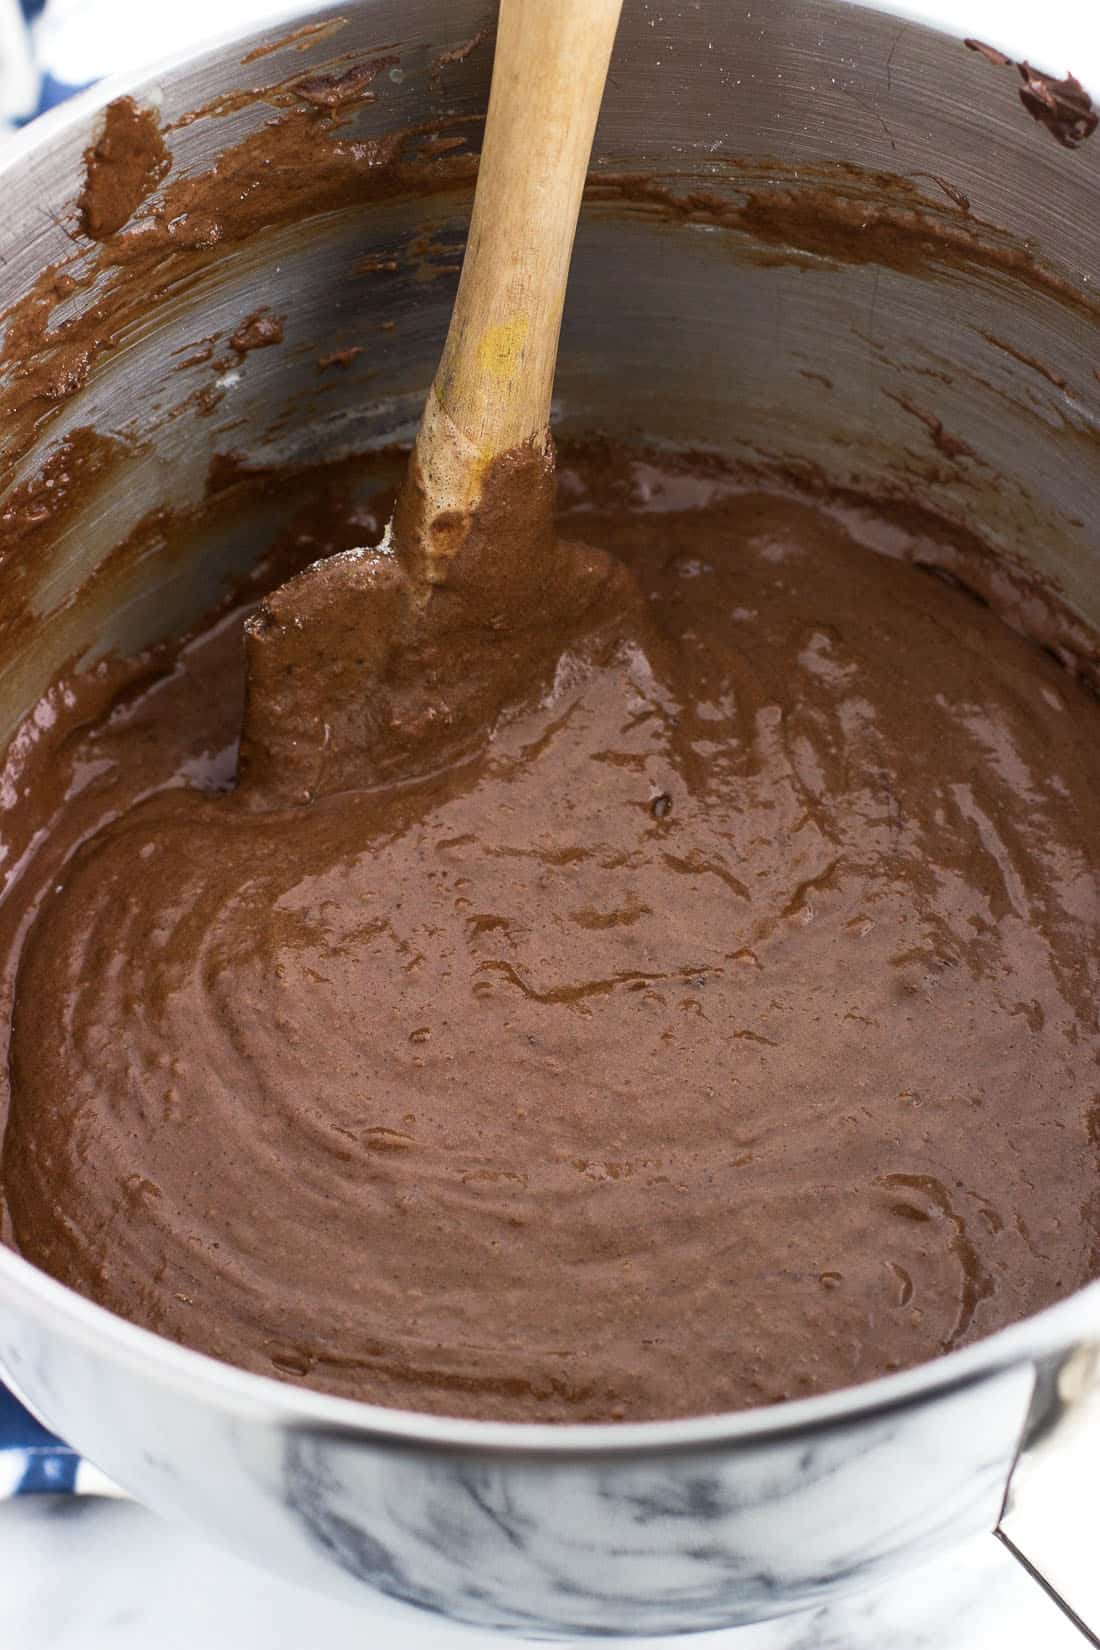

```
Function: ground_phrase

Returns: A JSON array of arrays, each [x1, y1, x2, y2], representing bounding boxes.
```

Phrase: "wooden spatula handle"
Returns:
[[422, 0, 623, 462]]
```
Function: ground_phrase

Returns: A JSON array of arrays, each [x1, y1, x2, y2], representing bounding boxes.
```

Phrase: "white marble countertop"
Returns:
[[4, 1359, 1098, 1645], [7, 1378, 1100, 1650], [0, 1497, 1088, 1650]]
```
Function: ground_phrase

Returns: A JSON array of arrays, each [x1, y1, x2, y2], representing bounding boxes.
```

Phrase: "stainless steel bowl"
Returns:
[[1, 0, 1099, 1637]]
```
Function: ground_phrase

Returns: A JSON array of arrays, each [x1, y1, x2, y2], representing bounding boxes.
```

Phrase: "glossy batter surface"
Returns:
[[3, 449, 1099, 1420]]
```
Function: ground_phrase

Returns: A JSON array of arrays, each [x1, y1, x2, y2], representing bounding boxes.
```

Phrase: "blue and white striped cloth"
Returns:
[[0, 1382, 77, 1496], [0, 1382, 124, 1497]]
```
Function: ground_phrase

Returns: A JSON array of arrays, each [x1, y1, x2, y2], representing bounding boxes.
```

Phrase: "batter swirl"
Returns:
[[3, 449, 1099, 1420]]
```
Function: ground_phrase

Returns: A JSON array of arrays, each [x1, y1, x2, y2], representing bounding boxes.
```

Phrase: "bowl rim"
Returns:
[[4, 1241, 1099, 1457], [1, 0, 1099, 1461], [0, 0, 1096, 171]]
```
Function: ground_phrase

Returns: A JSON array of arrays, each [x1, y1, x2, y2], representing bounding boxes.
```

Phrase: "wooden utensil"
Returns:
[[394, 0, 624, 585], [240, 0, 629, 805]]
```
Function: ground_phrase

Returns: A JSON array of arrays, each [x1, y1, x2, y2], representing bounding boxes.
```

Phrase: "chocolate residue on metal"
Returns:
[[317, 346, 364, 370], [911, 173, 971, 215], [420, 134, 470, 158], [431, 27, 491, 90], [292, 56, 399, 110], [206, 450, 277, 494], [165, 87, 269, 132], [964, 39, 1098, 150], [0, 107, 476, 494], [1017, 63, 1098, 151], [241, 17, 349, 65], [229, 314, 285, 355], [171, 337, 219, 371], [980, 332, 1070, 393], [407, 226, 463, 280], [2, 94, 1096, 655], [167, 48, 401, 131], [5, 121, 1096, 565], [885, 393, 982, 465], [587, 168, 1100, 317], [0, 428, 128, 652], [78, 97, 170, 240], [964, 39, 1013, 69], [0, 427, 123, 548]]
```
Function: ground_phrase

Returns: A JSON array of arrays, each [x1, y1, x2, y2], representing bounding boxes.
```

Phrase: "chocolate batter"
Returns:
[[2, 443, 1099, 1422]]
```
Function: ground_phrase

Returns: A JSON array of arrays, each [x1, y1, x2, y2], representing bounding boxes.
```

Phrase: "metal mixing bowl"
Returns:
[[0, 0, 1098, 1637]]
